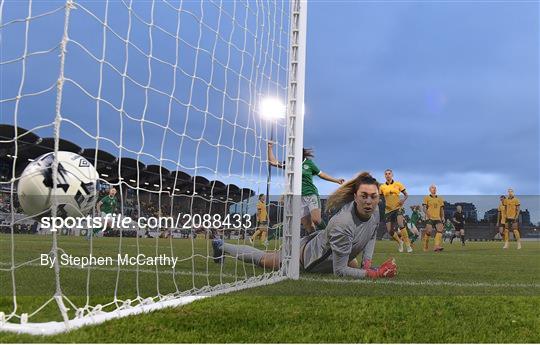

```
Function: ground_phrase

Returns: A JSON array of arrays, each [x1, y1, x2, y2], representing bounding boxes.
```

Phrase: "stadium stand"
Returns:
[[0, 124, 256, 237]]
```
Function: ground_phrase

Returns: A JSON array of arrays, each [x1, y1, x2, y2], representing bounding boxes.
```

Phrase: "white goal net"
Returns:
[[0, 0, 306, 334]]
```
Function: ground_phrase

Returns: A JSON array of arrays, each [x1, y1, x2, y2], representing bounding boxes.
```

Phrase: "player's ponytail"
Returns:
[[302, 148, 314, 160], [326, 172, 378, 213]]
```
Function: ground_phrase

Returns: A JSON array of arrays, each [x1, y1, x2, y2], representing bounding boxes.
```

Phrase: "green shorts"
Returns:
[[256, 221, 268, 229], [425, 219, 442, 227], [384, 208, 404, 223], [506, 218, 518, 228]]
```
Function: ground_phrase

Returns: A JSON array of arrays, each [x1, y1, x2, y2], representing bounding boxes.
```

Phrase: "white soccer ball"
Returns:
[[17, 151, 98, 219]]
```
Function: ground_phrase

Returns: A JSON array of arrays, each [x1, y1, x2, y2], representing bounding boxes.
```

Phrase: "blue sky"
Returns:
[[0, 1, 538, 221]]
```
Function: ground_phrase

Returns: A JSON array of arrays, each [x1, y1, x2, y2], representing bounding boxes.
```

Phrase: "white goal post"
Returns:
[[0, 0, 307, 335]]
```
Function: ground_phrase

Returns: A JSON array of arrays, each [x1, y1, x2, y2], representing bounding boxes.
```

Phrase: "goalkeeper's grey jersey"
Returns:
[[301, 201, 379, 278]]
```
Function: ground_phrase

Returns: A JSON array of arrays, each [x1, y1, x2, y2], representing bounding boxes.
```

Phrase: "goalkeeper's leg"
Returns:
[[212, 239, 280, 269], [213, 240, 397, 278]]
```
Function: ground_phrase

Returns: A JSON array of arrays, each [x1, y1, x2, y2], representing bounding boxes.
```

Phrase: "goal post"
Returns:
[[0, 0, 307, 335], [282, 0, 307, 280]]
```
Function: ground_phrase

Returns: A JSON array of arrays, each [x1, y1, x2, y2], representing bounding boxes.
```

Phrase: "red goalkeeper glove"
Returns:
[[366, 257, 397, 279], [362, 259, 372, 269]]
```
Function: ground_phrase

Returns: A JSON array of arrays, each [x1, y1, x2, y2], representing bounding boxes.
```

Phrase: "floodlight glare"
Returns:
[[260, 97, 285, 120]]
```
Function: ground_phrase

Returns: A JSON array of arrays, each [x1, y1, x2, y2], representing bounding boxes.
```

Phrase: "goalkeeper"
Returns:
[[212, 172, 397, 279]]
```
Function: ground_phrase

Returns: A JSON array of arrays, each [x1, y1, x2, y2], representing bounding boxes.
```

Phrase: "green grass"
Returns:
[[1, 234, 539, 343]]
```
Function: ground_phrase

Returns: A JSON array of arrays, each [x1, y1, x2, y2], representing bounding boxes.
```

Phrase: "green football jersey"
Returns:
[[410, 210, 422, 225], [301, 159, 320, 196], [100, 195, 117, 214]]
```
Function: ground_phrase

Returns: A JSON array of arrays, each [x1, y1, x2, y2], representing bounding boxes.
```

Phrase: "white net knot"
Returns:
[[142, 298, 154, 306], [75, 308, 85, 319], [121, 299, 132, 309], [66, 0, 77, 10], [91, 304, 103, 315]]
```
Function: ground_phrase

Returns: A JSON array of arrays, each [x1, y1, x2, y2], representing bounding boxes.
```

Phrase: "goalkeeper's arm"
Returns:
[[329, 227, 396, 279], [360, 232, 376, 269]]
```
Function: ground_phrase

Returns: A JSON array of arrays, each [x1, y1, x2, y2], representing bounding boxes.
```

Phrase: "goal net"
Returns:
[[0, 0, 305, 334]]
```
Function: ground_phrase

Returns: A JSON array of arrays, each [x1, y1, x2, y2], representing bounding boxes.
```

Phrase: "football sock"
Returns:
[[503, 229, 509, 242], [434, 232, 442, 247], [399, 227, 410, 246], [423, 233, 430, 250], [392, 232, 401, 243], [460, 234, 465, 245], [513, 230, 521, 241]]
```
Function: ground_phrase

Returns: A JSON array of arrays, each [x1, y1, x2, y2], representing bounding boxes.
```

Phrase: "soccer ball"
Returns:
[[17, 151, 98, 219]]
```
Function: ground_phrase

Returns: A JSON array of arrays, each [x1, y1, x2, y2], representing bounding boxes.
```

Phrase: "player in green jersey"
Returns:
[[268, 142, 344, 233], [91, 187, 118, 238], [408, 205, 423, 242]]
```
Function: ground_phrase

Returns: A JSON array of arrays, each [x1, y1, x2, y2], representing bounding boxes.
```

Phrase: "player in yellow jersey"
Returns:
[[379, 169, 411, 253], [502, 188, 521, 249], [497, 195, 507, 243], [250, 194, 269, 247], [422, 184, 445, 252]]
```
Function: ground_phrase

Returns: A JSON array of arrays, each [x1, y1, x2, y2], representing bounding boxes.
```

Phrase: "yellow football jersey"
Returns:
[[503, 197, 520, 220], [423, 195, 444, 220], [498, 203, 506, 223], [257, 201, 268, 222], [379, 180, 405, 212]]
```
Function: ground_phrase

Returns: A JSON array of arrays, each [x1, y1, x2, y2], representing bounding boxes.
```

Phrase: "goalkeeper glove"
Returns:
[[366, 257, 397, 279], [362, 259, 372, 269]]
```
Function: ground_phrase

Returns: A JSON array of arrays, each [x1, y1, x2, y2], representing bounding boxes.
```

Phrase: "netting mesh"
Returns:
[[0, 0, 293, 333]]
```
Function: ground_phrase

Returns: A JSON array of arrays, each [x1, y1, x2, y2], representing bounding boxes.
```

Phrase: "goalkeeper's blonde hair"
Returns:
[[326, 172, 379, 213]]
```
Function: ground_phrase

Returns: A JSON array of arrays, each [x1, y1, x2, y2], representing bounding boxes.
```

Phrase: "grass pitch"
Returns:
[[0, 234, 539, 343]]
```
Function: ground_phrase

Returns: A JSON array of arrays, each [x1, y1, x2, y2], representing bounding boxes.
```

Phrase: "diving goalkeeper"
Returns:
[[212, 172, 397, 279]]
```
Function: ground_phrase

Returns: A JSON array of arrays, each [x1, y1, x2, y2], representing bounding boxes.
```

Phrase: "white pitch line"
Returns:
[[300, 277, 540, 289], [0, 261, 242, 279]]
